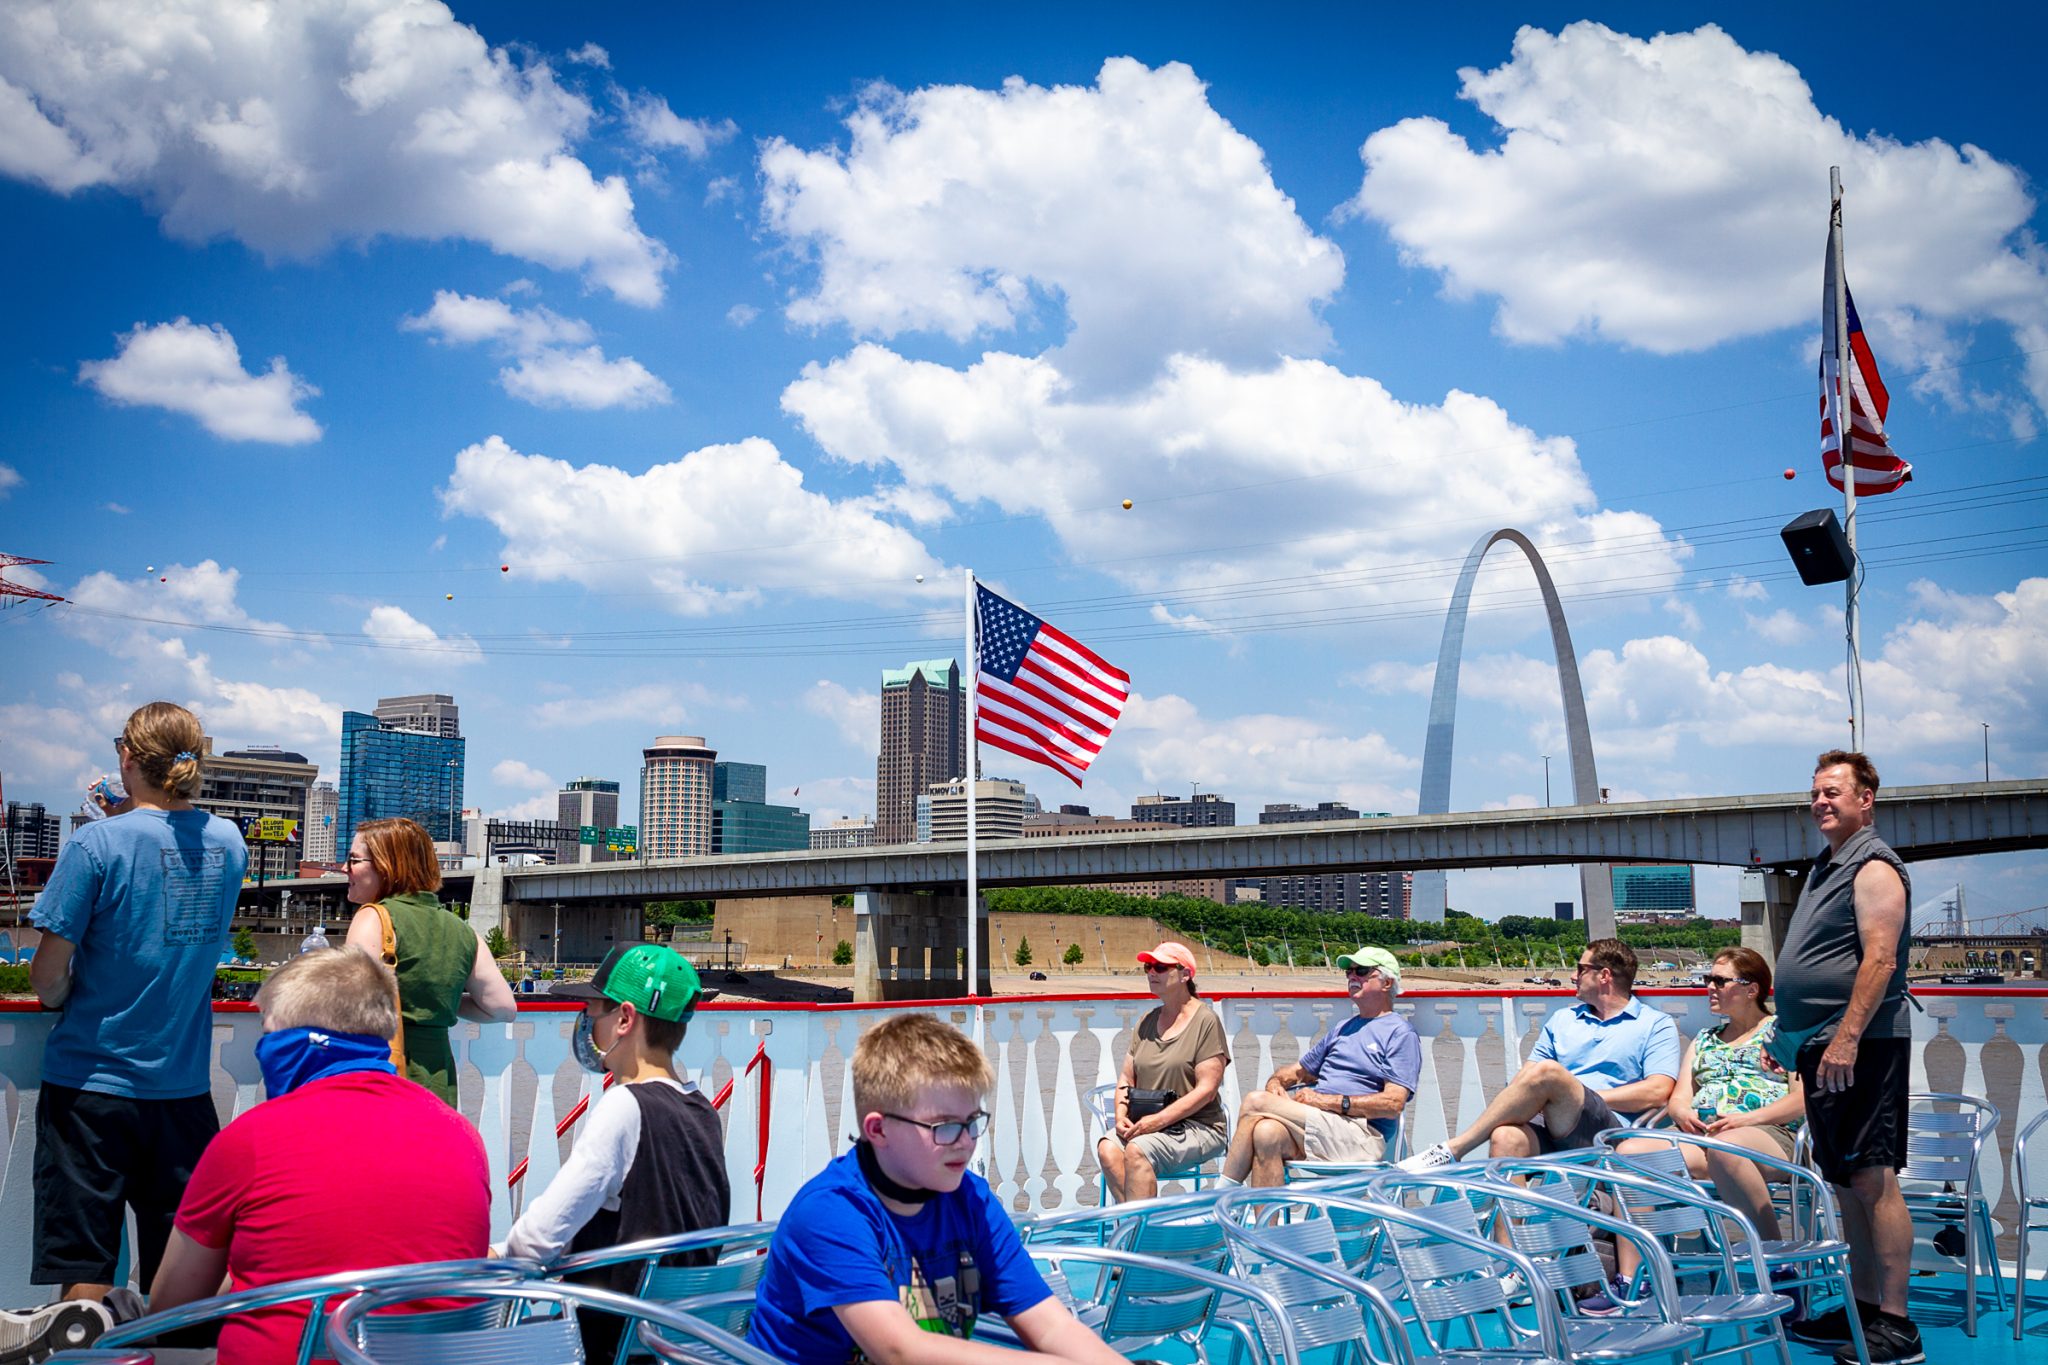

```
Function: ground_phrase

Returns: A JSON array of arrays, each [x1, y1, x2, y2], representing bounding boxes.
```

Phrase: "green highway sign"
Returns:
[[579, 825, 600, 845]]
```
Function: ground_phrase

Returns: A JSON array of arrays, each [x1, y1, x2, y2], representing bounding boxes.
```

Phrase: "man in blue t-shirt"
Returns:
[[15, 708, 243, 1350], [748, 1014, 1122, 1364], [1222, 946, 1424, 1184], [1400, 937, 1681, 1169]]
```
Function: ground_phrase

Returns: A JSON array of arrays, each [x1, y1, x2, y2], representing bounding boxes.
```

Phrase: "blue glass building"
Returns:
[[336, 710, 466, 855], [712, 761, 767, 805], [1610, 863, 1695, 914], [711, 799, 810, 854]]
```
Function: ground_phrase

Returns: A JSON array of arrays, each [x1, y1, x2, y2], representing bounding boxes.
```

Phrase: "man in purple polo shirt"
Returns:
[[1400, 937, 1680, 1168]]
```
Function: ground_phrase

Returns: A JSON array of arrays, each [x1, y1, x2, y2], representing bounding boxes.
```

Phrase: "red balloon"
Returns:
[[159, 576, 168, 583], [500, 564, 509, 572], [1783, 468, 1797, 480]]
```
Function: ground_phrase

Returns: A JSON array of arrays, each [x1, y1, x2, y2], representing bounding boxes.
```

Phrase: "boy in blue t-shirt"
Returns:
[[747, 1014, 1122, 1364]]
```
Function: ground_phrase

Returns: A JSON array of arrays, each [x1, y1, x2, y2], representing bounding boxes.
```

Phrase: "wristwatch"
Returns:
[[1340, 1095, 1352, 1117]]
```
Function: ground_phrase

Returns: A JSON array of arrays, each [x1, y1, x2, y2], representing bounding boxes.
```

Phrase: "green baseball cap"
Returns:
[[552, 943, 703, 1021], [1335, 945, 1401, 985]]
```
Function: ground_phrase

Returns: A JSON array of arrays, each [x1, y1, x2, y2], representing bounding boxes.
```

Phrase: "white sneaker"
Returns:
[[1395, 1142, 1457, 1172], [0, 1300, 113, 1364], [1499, 1270, 1534, 1306]]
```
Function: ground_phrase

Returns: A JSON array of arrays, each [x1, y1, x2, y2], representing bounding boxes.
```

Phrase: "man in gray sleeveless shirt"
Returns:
[[1771, 750, 1918, 1364]]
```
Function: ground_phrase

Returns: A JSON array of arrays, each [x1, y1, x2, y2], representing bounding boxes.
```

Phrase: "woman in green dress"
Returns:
[[342, 817, 517, 1106]]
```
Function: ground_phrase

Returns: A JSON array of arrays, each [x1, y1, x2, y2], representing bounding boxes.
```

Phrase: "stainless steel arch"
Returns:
[[1411, 529, 1617, 938]]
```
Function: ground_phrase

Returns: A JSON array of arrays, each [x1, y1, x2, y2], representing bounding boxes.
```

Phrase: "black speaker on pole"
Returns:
[[1780, 508, 1855, 585]]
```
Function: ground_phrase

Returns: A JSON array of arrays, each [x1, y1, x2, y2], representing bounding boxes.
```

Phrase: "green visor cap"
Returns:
[[553, 943, 703, 1021], [1335, 945, 1401, 985]]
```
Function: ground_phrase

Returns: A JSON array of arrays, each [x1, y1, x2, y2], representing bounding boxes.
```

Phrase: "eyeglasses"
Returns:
[[1572, 962, 1606, 976], [112, 736, 129, 753], [1141, 962, 1180, 974], [882, 1111, 990, 1146], [1345, 966, 1381, 980], [346, 855, 374, 867], [1703, 974, 1752, 989]]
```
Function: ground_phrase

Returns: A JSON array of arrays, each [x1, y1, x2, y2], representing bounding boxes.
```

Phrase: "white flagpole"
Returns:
[[1830, 166, 1866, 752], [963, 570, 980, 1024]]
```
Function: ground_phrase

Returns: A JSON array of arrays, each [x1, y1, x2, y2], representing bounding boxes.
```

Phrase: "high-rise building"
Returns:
[[4, 801, 61, 882], [810, 816, 875, 850], [195, 741, 320, 883], [712, 762, 766, 806], [1132, 792, 1236, 828], [1232, 802, 1410, 918], [337, 711, 466, 854], [373, 693, 460, 739], [641, 736, 715, 859], [304, 781, 339, 864], [558, 777, 622, 864], [712, 800, 811, 854], [877, 658, 965, 845], [922, 777, 1031, 843], [1612, 863, 1695, 914]]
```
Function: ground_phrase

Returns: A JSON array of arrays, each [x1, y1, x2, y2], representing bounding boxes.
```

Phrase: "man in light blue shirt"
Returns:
[[1400, 938, 1680, 1169]]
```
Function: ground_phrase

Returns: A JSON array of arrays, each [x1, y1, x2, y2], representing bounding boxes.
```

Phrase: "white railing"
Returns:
[[2, 988, 2043, 1301]]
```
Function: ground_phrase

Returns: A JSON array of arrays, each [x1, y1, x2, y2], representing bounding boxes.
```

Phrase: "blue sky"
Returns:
[[4, 2, 2045, 925]]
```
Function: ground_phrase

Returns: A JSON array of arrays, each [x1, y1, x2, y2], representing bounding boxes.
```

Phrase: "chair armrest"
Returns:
[[1599, 1128, 1845, 1240], [548, 1222, 776, 1279], [1495, 1157, 1774, 1294], [1025, 1245, 1301, 1362]]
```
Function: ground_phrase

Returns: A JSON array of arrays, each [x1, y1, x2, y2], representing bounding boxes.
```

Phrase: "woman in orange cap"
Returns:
[[1097, 941, 1230, 1201]]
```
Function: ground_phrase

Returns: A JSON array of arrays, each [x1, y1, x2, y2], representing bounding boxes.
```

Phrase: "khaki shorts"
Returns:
[[1749, 1122, 1799, 1160], [1249, 1095, 1389, 1163], [1103, 1121, 1228, 1174]]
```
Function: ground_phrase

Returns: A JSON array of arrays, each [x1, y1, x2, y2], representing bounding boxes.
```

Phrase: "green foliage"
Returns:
[[1013, 937, 1033, 967], [1062, 942, 1085, 966], [645, 900, 712, 931], [832, 939, 854, 966], [979, 885, 1739, 962], [484, 925, 512, 958], [832, 893, 854, 908], [0, 964, 32, 995], [231, 927, 258, 961]]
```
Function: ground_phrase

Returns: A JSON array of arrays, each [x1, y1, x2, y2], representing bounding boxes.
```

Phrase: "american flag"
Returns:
[[1821, 219, 1912, 495], [975, 584, 1129, 786]]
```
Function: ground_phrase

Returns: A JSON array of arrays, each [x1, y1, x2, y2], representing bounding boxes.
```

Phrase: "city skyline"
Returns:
[[3, 4, 2045, 923]]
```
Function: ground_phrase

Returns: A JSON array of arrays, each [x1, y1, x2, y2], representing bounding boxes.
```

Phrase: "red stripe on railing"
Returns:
[[744, 1041, 772, 1220]]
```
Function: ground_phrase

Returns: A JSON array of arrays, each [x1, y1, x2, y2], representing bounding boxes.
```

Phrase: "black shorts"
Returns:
[[1798, 1037, 1909, 1185], [32, 1084, 220, 1287], [1535, 1085, 1621, 1154]]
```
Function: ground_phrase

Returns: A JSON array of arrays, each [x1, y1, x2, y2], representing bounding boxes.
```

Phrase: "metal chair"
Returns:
[[2015, 1106, 2048, 1340], [1486, 1157, 1796, 1365], [1368, 1170, 1705, 1365], [1020, 1243, 1300, 1363], [322, 1278, 779, 1365], [547, 1223, 776, 1365], [1898, 1091, 2006, 1335], [1598, 1130, 1866, 1364], [77, 1258, 539, 1365], [1086, 1081, 1220, 1198]]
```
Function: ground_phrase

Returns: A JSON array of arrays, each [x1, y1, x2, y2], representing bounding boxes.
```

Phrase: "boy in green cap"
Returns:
[[506, 944, 730, 1361]]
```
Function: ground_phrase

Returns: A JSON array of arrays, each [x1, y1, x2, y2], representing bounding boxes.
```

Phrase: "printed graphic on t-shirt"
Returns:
[[162, 846, 231, 944], [853, 1244, 980, 1361]]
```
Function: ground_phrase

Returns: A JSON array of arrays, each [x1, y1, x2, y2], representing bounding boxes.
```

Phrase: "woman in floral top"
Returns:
[[1617, 947, 1805, 1255]]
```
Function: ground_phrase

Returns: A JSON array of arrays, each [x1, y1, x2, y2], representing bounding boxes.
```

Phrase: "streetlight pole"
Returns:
[[446, 758, 460, 864], [1542, 755, 1552, 807], [1982, 722, 1991, 783], [552, 901, 562, 969]]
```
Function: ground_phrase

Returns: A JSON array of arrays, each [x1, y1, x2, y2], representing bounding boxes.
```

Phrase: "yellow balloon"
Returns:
[[1121, 499, 1134, 510], [445, 593, 455, 601]]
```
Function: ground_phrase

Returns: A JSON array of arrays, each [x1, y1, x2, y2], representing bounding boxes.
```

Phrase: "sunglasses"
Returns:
[[883, 1111, 990, 1146], [1345, 966, 1381, 979], [1572, 962, 1604, 975], [1141, 962, 1181, 974], [1703, 974, 1752, 989]]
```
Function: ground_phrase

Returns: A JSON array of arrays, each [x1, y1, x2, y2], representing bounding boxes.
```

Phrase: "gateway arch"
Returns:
[[1410, 528, 1617, 940]]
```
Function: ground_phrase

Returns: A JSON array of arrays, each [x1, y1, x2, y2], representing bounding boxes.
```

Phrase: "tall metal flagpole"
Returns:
[[963, 570, 980, 1030], [1830, 166, 1866, 752]]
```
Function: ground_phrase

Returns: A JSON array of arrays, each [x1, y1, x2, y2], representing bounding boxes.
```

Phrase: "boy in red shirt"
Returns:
[[146, 947, 490, 1364]]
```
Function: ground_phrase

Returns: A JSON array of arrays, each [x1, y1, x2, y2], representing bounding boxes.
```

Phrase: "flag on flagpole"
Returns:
[[974, 584, 1129, 786], [1821, 221, 1912, 495]]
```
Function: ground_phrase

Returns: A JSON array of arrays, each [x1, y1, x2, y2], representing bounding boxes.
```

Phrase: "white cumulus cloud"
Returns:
[[404, 290, 669, 410], [79, 320, 321, 444], [0, 0, 671, 303], [783, 345, 1685, 602], [439, 433, 952, 614], [361, 603, 482, 663], [0, 462, 19, 496], [761, 57, 1343, 386], [493, 758, 555, 789], [1349, 22, 2048, 415], [620, 92, 736, 159], [531, 681, 722, 728], [803, 680, 879, 755], [1119, 692, 1417, 815]]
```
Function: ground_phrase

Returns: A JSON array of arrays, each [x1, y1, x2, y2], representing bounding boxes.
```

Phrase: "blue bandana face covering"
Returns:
[[256, 1026, 398, 1099]]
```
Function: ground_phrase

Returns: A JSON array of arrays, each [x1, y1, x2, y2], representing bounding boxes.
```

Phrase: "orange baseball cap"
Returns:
[[1136, 941, 1197, 975]]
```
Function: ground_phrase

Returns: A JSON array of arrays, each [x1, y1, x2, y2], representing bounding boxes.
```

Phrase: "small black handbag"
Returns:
[[1124, 1087, 1176, 1119]]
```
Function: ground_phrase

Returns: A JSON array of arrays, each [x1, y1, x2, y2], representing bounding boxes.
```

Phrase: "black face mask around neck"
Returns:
[[855, 1137, 936, 1206]]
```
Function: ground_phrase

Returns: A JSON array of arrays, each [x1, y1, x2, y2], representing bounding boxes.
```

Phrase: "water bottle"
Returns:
[[300, 925, 331, 955]]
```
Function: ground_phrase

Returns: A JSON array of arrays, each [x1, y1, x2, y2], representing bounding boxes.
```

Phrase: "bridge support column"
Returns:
[[468, 867, 507, 939], [854, 890, 992, 1003], [1739, 869, 1803, 966]]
